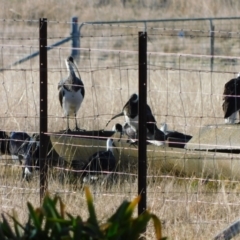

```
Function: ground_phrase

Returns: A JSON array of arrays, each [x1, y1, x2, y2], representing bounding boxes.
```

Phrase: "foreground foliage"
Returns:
[[0, 187, 166, 239]]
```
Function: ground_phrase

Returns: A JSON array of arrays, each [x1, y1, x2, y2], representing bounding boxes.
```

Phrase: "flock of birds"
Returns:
[[0, 130, 115, 184], [1, 56, 240, 184]]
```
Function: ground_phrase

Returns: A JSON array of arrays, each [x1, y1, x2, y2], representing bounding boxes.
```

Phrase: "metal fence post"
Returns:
[[71, 16, 80, 61], [138, 31, 147, 225], [39, 18, 48, 203], [209, 19, 215, 72]]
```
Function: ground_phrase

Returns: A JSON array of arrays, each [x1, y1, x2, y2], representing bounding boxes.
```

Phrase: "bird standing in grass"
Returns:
[[58, 56, 85, 132], [222, 73, 240, 123]]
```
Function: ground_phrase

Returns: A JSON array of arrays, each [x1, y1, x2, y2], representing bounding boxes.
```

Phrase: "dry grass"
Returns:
[[1, 0, 240, 22], [1, 162, 240, 239], [1, 1, 240, 239]]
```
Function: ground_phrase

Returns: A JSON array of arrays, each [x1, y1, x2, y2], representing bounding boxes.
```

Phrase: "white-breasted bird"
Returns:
[[112, 122, 138, 143], [58, 56, 85, 132], [106, 94, 138, 130], [106, 93, 165, 143]]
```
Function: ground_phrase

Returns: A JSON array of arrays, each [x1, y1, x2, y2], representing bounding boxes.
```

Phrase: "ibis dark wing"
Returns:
[[83, 151, 115, 174], [58, 73, 84, 93], [166, 131, 192, 142], [222, 77, 240, 118], [9, 132, 30, 156], [58, 88, 64, 108], [223, 78, 240, 100], [146, 104, 157, 135]]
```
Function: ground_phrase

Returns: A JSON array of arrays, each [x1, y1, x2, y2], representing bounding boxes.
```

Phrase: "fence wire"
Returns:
[[1, 18, 240, 239]]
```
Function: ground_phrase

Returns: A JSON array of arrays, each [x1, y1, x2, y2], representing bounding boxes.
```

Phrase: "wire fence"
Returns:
[[1, 17, 240, 239]]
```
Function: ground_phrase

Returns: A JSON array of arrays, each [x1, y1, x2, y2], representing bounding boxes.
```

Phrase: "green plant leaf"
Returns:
[[42, 195, 63, 234], [84, 187, 107, 238], [70, 216, 84, 240], [106, 199, 140, 239], [59, 197, 65, 218], [0, 222, 8, 240], [150, 213, 163, 240], [126, 196, 140, 214], [11, 212, 25, 238], [47, 217, 72, 225], [1, 214, 15, 238], [27, 203, 42, 231], [45, 195, 61, 219], [84, 187, 98, 224], [108, 200, 130, 223], [66, 213, 75, 221], [0, 189, 165, 240], [128, 211, 151, 239]]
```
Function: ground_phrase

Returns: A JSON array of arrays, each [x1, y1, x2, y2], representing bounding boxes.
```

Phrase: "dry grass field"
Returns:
[[1, 0, 240, 239]]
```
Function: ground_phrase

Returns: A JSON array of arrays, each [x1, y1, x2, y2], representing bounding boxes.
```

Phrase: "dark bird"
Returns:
[[0, 131, 61, 181], [106, 93, 138, 131], [0, 131, 10, 155], [58, 56, 85, 132], [9, 132, 31, 163], [222, 73, 240, 123], [82, 138, 116, 183], [106, 93, 165, 143], [21, 133, 62, 182], [160, 123, 192, 147]]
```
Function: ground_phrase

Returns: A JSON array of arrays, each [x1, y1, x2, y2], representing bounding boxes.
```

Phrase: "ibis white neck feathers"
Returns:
[[106, 138, 114, 152]]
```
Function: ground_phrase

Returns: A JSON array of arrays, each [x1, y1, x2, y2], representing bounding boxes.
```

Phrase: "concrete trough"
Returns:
[[49, 129, 240, 180], [185, 124, 240, 153]]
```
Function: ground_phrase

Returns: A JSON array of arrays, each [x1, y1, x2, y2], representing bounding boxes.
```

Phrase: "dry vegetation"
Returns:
[[1, 0, 240, 239]]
